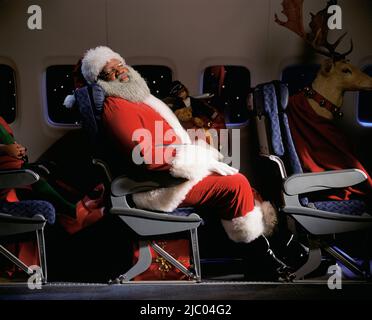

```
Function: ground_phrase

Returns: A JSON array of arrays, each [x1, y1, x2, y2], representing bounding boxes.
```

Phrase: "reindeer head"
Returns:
[[319, 59, 372, 91]]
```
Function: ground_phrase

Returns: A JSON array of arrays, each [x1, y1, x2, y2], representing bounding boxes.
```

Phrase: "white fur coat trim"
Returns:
[[143, 94, 192, 144], [221, 206, 265, 243], [132, 94, 224, 212], [132, 141, 221, 212], [133, 178, 199, 213]]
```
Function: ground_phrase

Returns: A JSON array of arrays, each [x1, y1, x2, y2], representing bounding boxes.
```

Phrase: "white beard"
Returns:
[[97, 66, 151, 102]]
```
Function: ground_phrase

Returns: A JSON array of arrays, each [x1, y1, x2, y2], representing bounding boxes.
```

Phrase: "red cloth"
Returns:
[[102, 97, 255, 219], [1, 242, 39, 278], [287, 92, 372, 201], [133, 239, 191, 281], [180, 173, 254, 220], [57, 184, 105, 234]]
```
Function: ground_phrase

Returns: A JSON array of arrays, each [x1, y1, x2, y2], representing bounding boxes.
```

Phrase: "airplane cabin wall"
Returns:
[[0, 0, 371, 175]]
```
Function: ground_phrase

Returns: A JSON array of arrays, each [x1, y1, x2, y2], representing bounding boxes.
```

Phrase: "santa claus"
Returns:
[[79, 46, 277, 244]]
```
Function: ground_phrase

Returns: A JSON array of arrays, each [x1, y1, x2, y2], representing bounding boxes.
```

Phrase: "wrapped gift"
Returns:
[[133, 239, 192, 281]]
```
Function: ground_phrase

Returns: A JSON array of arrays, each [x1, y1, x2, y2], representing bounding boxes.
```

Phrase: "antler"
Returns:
[[275, 0, 353, 60], [274, 0, 306, 38]]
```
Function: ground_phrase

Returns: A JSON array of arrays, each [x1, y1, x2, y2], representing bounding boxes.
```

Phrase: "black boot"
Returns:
[[243, 236, 294, 281], [267, 229, 309, 272]]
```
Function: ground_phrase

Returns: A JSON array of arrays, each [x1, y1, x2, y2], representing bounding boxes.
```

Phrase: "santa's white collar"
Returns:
[[143, 95, 192, 145]]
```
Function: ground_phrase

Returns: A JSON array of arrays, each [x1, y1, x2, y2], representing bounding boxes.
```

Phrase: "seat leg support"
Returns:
[[36, 228, 47, 284], [151, 242, 196, 280], [293, 239, 322, 280], [110, 229, 201, 283], [0, 245, 34, 275], [324, 245, 368, 279], [113, 240, 152, 283], [362, 232, 372, 279], [190, 228, 201, 282]]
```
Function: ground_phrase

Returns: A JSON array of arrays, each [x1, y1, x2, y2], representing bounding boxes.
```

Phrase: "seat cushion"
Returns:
[[0, 200, 56, 224], [311, 199, 366, 216]]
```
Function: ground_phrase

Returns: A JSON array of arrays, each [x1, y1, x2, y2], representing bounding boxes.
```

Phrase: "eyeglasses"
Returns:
[[98, 63, 126, 80]]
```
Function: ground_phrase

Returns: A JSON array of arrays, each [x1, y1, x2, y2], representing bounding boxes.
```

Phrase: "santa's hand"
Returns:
[[209, 159, 238, 176]]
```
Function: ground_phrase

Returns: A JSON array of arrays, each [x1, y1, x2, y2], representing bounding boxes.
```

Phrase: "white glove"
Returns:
[[209, 159, 239, 176]]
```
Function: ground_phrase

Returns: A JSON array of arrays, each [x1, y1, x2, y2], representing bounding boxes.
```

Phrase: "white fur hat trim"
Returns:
[[81, 46, 125, 84]]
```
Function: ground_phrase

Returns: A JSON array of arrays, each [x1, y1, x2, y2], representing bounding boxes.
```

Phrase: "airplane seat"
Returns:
[[252, 80, 372, 280], [74, 84, 202, 282], [0, 169, 55, 283]]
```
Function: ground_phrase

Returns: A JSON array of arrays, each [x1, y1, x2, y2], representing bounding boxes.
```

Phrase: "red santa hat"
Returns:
[[81, 46, 126, 84], [63, 46, 126, 108]]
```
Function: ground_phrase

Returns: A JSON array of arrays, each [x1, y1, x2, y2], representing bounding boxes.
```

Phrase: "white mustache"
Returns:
[[116, 71, 129, 81], [97, 66, 151, 102]]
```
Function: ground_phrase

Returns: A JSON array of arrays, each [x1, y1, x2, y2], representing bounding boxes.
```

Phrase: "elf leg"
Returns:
[[16, 178, 76, 218], [0, 123, 15, 144]]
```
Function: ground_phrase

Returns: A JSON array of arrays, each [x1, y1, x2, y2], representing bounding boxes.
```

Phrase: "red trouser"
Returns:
[[180, 173, 254, 220]]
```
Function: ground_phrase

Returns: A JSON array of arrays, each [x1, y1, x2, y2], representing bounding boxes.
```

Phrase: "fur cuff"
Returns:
[[221, 206, 265, 243], [260, 201, 278, 236], [221, 202, 278, 243]]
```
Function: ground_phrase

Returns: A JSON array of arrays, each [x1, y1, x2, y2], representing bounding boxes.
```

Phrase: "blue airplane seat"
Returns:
[[74, 84, 202, 282], [253, 80, 372, 279], [0, 169, 55, 283]]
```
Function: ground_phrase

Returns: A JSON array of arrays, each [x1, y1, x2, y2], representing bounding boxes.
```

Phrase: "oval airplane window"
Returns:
[[0, 64, 16, 123], [46, 64, 172, 125], [202, 65, 251, 124], [281, 64, 320, 96], [358, 65, 372, 126], [132, 65, 173, 99], [46, 65, 80, 125]]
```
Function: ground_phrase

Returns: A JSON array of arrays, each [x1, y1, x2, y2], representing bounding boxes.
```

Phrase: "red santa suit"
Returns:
[[102, 94, 273, 243]]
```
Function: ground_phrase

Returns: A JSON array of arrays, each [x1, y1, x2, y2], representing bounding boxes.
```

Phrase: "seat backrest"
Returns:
[[74, 84, 120, 181], [74, 84, 105, 146], [75, 84, 186, 184], [253, 81, 303, 177]]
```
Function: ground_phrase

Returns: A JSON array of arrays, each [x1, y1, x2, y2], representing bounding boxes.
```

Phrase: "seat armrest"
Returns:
[[24, 163, 51, 175], [111, 207, 201, 223], [0, 169, 40, 189], [284, 169, 367, 196], [111, 173, 187, 197], [92, 158, 113, 182]]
